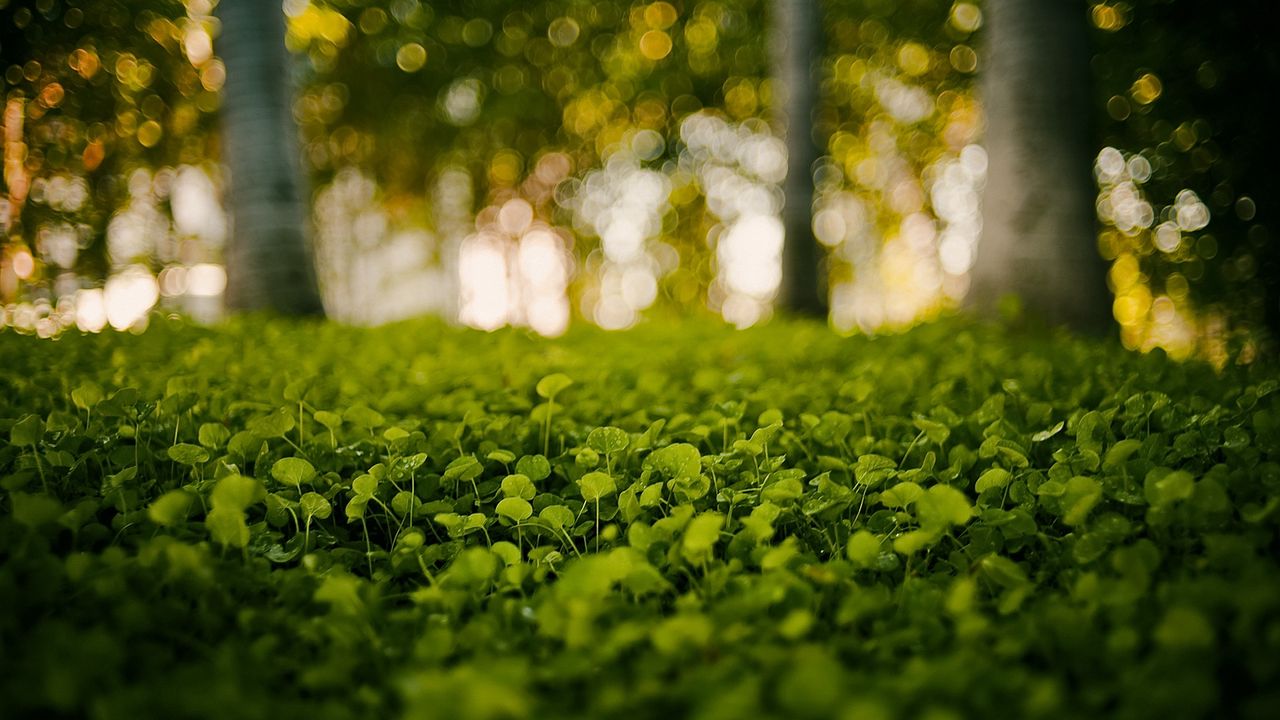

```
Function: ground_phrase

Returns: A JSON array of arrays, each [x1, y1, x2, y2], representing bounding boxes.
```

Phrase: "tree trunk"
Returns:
[[216, 0, 324, 316], [969, 0, 1109, 331], [772, 0, 828, 317]]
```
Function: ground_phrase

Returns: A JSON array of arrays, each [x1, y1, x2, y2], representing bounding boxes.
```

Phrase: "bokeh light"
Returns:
[[0, 0, 1272, 362]]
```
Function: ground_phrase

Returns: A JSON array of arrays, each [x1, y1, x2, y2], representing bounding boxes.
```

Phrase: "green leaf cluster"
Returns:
[[1, 316, 1279, 717]]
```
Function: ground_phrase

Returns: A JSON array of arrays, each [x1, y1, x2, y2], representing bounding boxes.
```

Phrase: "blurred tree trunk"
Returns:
[[217, 0, 324, 316], [970, 0, 1110, 330], [773, 0, 828, 317]]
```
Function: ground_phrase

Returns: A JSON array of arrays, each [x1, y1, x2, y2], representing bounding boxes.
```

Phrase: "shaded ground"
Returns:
[[1, 317, 1279, 719]]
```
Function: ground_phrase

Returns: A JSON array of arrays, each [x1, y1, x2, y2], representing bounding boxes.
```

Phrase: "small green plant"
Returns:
[[535, 373, 573, 456], [1, 316, 1278, 718]]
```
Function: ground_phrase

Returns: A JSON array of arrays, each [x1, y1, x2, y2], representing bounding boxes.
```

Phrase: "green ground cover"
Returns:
[[2, 317, 1279, 719]]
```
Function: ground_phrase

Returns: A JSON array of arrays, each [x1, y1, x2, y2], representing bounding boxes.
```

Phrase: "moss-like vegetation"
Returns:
[[2, 317, 1279, 719]]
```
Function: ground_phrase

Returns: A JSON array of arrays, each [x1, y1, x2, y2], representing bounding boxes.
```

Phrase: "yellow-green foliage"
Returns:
[[2, 316, 1280, 718]]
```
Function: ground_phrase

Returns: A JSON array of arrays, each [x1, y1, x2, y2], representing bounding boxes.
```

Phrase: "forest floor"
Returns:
[[1, 316, 1279, 719]]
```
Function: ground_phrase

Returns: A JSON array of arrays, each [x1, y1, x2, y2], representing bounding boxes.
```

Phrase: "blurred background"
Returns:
[[0, 0, 1276, 365]]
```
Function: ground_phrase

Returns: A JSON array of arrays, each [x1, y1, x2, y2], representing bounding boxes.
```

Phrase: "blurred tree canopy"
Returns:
[[0, 0, 218, 280], [0, 0, 1275, 361], [1092, 0, 1280, 361]]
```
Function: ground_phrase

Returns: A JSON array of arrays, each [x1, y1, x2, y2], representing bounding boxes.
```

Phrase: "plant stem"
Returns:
[[362, 516, 373, 576], [33, 450, 48, 494], [544, 399, 554, 457]]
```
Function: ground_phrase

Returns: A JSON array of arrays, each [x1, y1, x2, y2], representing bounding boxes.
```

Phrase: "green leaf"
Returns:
[[442, 547, 499, 588], [577, 471, 616, 502], [854, 454, 896, 487], [979, 554, 1029, 588], [10, 415, 43, 447], [352, 473, 379, 498], [1072, 533, 1111, 565], [617, 488, 641, 523], [1103, 438, 1143, 471], [106, 466, 137, 488], [11, 492, 63, 528], [893, 528, 938, 555], [623, 562, 671, 595], [847, 530, 881, 567], [761, 476, 804, 504], [913, 416, 950, 444], [995, 443, 1029, 468], [748, 422, 783, 448], [443, 455, 483, 482], [681, 511, 724, 563], [271, 457, 317, 487], [162, 392, 198, 417], [198, 423, 231, 449], [1061, 476, 1102, 526], [227, 431, 263, 460], [313, 410, 342, 430], [535, 373, 573, 399], [879, 481, 923, 508], [500, 474, 536, 500], [645, 443, 701, 480], [1222, 426, 1250, 450], [757, 408, 783, 426], [249, 409, 296, 439], [149, 490, 194, 526], [210, 475, 264, 512], [651, 613, 713, 655], [587, 426, 629, 455], [490, 541, 522, 566], [975, 467, 1012, 493], [575, 448, 599, 469], [396, 530, 425, 551], [433, 512, 463, 533], [345, 496, 369, 521], [486, 449, 516, 464], [343, 405, 385, 429], [97, 387, 138, 417], [669, 473, 711, 503], [70, 383, 103, 411], [539, 504, 575, 530], [639, 482, 664, 507], [167, 443, 210, 465], [206, 506, 249, 548], [515, 454, 551, 481], [391, 491, 420, 517], [496, 497, 533, 522], [1154, 606, 1215, 648], [1075, 410, 1107, 452], [1031, 421, 1065, 442], [300, 492, 332, 521], [1144, 469, 1195, 507], [916, 484, 973, 529], [1036, 480, 1066, 498], [761, 537, 799, 571], [741, 502, 779, 543], [1242, 497, 1279, 524], [282, 378, 312, 403]]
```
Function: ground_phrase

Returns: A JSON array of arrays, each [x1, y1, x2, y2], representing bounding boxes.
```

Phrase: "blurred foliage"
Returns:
[[1092, 0, 1280, 359], [0, 0, 217, 281], [4, 315, 1280, 717], [293, 0, 775, 319], [0, 0, 1276, 359]]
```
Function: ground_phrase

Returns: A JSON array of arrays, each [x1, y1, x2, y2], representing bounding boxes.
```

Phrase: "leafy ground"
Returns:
[[2, 317, 1279, 719]]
